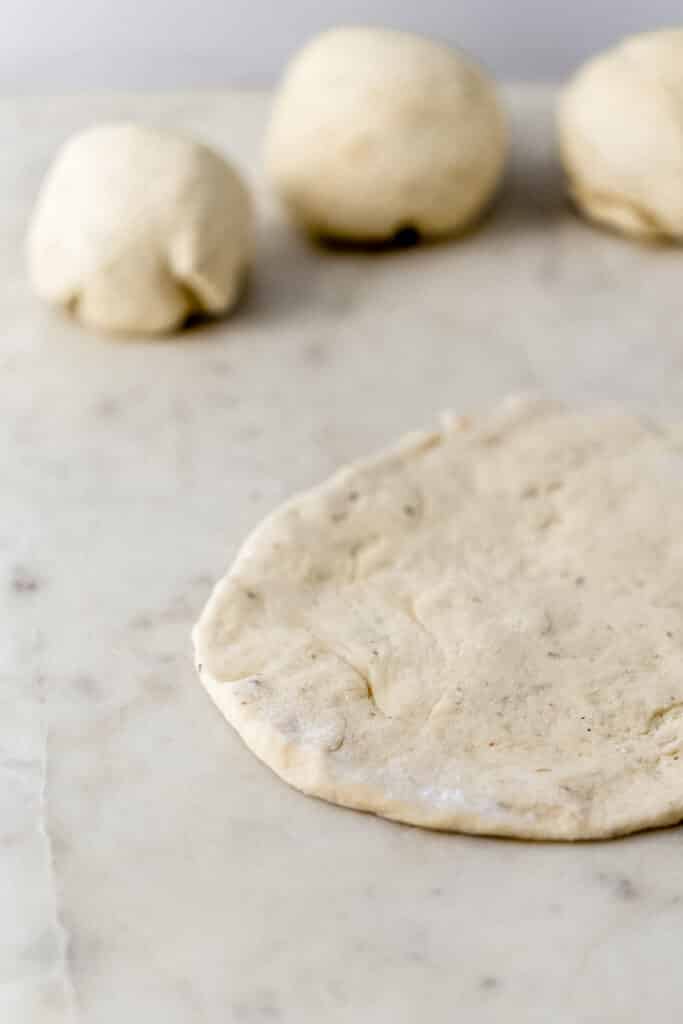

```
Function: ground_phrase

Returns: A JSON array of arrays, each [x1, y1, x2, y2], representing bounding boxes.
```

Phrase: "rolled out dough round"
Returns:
[[194, 398, 683, 840]]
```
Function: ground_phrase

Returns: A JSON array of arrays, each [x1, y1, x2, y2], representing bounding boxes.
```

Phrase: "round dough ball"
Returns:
[[559, 30, 683, 241], [265, 27, 507, 243], [27, 122, 252, 335]]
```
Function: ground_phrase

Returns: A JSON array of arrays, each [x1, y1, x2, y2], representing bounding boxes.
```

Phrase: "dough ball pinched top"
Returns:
[[195, 398, 683, 840], [559, 30, 683, 240], [27, 122, 252, 335], [265, 27, 507, 243]]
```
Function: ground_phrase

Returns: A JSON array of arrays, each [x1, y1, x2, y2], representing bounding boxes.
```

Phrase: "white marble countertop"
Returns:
[[3, 87, 683, 1024]]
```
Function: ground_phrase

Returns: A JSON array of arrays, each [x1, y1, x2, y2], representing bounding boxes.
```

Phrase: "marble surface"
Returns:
[[2, 87, 683, 1024]]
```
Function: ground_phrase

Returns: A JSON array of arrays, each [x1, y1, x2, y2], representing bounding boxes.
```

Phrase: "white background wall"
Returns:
[[2, 0, 680, 92]]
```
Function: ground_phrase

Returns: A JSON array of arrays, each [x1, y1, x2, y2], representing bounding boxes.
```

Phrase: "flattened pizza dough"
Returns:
[[194, 398, 683, 840]]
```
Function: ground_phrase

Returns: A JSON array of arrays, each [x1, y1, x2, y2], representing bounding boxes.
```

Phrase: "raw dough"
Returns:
[[265, 27, 507, 243], [559, 30, 683, 240], [194, 398, 683, 840], [27, 122, 252, 335]]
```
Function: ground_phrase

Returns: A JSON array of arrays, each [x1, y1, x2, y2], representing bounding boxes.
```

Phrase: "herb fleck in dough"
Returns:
[[194, 398, 683, 840]]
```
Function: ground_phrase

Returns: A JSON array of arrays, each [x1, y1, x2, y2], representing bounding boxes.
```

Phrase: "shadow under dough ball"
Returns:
[[265, 26, 508, 245], [27, 122, 252, 336], [559, 29, 683, 242]]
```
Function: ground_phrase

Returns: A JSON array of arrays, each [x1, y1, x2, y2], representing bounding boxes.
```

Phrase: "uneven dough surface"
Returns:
[[194, 398, 683, 840]]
